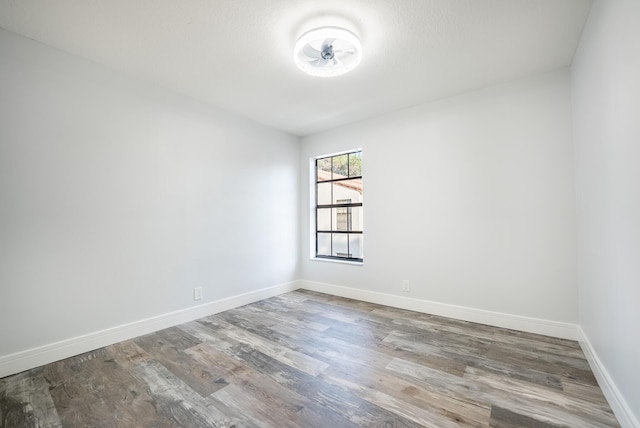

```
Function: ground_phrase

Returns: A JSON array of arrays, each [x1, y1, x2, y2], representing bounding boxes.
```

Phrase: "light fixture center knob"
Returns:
[[321, 45, 335, 60]]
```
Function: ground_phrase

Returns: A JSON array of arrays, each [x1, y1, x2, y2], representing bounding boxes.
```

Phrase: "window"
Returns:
[[315, 150, 363, 262]]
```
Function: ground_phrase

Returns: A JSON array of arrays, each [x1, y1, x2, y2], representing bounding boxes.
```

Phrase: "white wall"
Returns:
[[300, 70, 578, 324], [0, 28, 299, 358], [571, 0, 640, 424]]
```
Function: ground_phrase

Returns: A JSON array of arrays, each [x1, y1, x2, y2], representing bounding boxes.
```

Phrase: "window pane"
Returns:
[[332, 154, 348, 178], [332, 233, 349, 258], [317, 208, 331, 231], [317, 182, 331, 205], [317, 233, 331, 256], [317, 157, 332, 181], [349, 235, 363, 259], [349, 152, 362, 177], [334, 206, 351, 231], [332, 180, 362, 204], [348, 206, 363, 232]]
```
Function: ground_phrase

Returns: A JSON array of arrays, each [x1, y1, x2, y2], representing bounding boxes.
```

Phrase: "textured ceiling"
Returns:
[[0, 0, 592, 136]]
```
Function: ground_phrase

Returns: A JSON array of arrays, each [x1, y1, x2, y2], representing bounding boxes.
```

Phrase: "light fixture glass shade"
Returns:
[[294, 27, 362, 77]]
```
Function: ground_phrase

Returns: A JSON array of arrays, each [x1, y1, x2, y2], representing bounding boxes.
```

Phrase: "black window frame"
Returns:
[[315, 150, 363, 262]]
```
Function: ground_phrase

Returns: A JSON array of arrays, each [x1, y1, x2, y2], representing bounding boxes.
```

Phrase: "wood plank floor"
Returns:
[[0, 290, 619, 427]]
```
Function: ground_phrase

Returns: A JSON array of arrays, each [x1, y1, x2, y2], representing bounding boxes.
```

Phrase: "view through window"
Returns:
[[315, 150, 363, 262]]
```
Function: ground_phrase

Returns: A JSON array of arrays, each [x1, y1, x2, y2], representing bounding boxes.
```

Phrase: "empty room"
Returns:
[[0, 0, 638, 426]]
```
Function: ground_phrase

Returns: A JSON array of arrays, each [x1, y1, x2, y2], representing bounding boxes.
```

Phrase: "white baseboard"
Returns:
[[0, 280, 300, 379], [299, 280, 579, 340], [578, 327, 639, 428]]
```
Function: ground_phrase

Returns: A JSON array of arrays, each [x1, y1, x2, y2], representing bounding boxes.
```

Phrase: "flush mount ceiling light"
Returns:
[[294, 26, 362, 77]]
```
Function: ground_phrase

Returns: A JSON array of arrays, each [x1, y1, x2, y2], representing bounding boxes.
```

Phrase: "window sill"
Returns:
[[310, 257, 363, 266]]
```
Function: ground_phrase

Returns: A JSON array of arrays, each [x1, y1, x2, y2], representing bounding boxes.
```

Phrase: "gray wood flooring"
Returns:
[[0, 290, 619, 427]]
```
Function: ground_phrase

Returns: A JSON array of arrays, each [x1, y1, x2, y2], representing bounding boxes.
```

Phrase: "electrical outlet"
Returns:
[[402, 280, 410, 292], [194, 287, 203, 301]]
